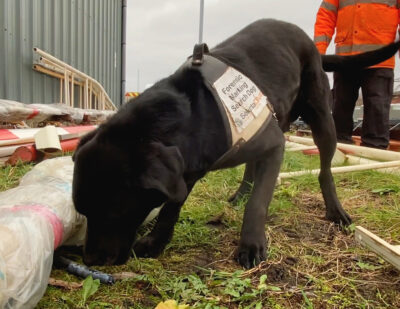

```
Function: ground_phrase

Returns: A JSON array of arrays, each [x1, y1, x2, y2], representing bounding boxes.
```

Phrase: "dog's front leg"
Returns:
[[237, 139, 284, 269]]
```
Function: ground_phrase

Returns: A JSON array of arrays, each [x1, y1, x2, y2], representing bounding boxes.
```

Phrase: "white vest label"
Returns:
[[213, 67, 268, 133]]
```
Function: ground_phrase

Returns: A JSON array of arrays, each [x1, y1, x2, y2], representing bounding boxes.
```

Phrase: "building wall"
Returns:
[[0, 0, 122, 106]]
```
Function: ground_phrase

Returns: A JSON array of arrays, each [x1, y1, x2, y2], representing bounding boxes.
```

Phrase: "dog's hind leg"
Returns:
[[301, 68, 352, 226], [133, 201, 184, 258], [237, 127, 285, 268], [228, 161, 255, 205], [312, 123, 352, 225], [133, 180, 199, 258], [310, 117, 352, 225]]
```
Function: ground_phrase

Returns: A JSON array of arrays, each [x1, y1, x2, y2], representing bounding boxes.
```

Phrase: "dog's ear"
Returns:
[[72, 129, 98, 161], [140, 142, 187, 203]]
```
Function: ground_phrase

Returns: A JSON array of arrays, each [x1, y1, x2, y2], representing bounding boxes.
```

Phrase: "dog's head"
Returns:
[[72, 89, 190, 265]]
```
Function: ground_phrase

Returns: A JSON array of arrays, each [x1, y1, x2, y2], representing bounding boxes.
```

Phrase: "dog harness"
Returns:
[[188, 43, 277, 167]]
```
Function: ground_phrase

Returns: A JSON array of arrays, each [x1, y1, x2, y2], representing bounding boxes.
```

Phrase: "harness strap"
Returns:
[[192, 43, 209, 65], [183, 44, 277, 167]]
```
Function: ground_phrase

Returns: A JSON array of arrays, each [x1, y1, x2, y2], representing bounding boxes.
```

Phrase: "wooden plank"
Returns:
[[0, 137, 36, 147], [355, 226, 400, 271]]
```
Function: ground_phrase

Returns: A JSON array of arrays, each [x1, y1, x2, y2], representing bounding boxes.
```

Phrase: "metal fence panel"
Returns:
[[0, 0, 122, 106]]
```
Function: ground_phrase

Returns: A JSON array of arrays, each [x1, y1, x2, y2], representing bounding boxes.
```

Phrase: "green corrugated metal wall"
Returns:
[[0, 0, 122, 106]]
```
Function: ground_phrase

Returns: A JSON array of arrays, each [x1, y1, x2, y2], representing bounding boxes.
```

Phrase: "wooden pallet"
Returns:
[[355, 226, 400, 271]]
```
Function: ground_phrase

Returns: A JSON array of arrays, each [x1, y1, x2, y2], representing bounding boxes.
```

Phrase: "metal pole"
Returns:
[[137, 69, 140, 92], [121, 0, 127, 106], [199, 0, 204, 43]]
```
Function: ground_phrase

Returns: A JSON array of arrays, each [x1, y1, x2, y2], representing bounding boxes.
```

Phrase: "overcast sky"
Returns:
[[125, 0, 400, 92]]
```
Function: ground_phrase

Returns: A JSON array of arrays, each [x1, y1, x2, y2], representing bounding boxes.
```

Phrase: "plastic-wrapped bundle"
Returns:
[[0, 157, 86, 309], [0, 100, 63, 125], [0, 100, 116, 127]]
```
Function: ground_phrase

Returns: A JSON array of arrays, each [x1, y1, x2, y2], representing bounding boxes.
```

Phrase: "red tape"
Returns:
[[0, 129, 18, 140], [27, 108, 39, 120], [8, 205, 64, 249]]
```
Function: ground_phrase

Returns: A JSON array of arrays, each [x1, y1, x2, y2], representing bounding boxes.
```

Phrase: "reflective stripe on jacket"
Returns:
[[314, 0, 400, 68]]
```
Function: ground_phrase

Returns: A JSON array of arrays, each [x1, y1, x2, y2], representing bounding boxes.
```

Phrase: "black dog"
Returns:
[[72, 19, 399, 268]]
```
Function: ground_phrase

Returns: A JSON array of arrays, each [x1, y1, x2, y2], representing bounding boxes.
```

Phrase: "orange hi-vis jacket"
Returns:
[[314, 0, 400, 68]]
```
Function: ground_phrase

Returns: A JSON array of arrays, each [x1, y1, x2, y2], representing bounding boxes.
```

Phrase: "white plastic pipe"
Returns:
[[279, 160, 400, 179], [34, 48, 116, 111], [286, 145, 317, 152], [346, 154, 400, 176], [287, 136, 400, 161]]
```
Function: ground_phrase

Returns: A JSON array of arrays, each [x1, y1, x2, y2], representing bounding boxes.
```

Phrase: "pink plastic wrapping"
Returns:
[[0, 157, 86, 308]]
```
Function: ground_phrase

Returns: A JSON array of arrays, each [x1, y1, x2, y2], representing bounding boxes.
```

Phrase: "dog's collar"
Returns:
[[185, 43, 276, 168]]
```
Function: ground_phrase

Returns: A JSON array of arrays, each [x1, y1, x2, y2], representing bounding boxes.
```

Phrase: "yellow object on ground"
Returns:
[[155, 299, 190, 309]]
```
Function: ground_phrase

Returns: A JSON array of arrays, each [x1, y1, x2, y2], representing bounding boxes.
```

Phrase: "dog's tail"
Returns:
[[321, 41, 400, 72]]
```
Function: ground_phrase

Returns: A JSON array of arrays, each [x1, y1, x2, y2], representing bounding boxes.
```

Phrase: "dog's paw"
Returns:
[[326, 208, 352, 226], [228, 192, 249, 206], [227, 192, 241, 205], [132, 235, 166, 258], [235, 238, 267, 269]]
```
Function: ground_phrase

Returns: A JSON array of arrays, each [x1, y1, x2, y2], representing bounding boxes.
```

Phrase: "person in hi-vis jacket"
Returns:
[[314, 0, 400, 149]]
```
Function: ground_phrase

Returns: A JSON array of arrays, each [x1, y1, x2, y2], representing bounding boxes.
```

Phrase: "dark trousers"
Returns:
[[332, 68, 393, 149]]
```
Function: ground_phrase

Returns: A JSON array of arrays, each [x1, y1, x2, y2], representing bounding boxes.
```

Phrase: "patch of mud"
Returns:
[[292, 192, 325, 212], [206, 213, 227, 230], [265, 264, 288, 282], [283, 256, 299, 266], [161, 249, 217, 275], [193, 251, 215, 269]]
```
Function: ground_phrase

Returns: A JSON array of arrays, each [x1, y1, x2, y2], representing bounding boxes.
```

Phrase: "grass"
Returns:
[[0, 162, 34, 191], [1, 150, 399, 308]]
